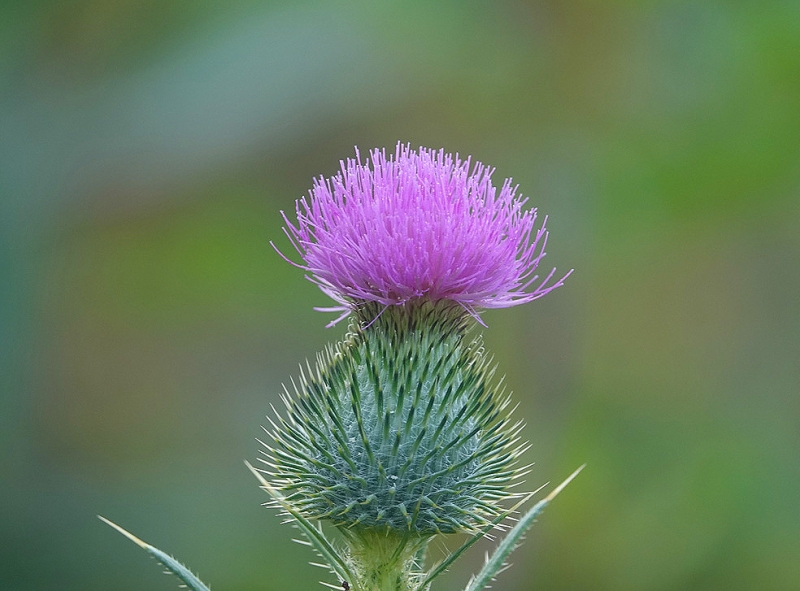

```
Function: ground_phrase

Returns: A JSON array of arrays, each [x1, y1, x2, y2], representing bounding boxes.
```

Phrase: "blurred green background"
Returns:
[[1, 1, 799, 590]]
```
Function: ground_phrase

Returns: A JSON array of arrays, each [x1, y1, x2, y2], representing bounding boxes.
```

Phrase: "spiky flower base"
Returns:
[[265, 300, 526, 539]]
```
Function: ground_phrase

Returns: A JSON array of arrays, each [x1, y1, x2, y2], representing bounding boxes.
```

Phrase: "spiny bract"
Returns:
[[263, 301, 526, 535]]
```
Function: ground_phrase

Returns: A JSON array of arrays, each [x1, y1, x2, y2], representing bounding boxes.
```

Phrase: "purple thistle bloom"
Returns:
[[275, 143, 572, 326]]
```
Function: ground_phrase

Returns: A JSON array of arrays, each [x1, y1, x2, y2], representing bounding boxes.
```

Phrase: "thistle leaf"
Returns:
[[419, 483, 547, 589], [244, 461, 354, 585], [98, 516, 211, 591], [463, 464, 585, 591]]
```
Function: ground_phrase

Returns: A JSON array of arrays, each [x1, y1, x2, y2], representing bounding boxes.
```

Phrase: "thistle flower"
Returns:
[[256, 145, 575, 591], [100, 145, 580, 591], [275, 143, 571, 326]]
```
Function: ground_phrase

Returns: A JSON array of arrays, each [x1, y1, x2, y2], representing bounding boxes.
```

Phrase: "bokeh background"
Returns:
[[2, 1, 799, 590]]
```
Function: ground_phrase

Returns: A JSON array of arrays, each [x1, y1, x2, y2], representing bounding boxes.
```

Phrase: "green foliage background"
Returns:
[[1, 1, 798, 590]]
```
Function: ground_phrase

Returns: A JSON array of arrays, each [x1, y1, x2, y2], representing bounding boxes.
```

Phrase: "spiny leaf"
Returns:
[[463, 464, 586, 591], [245, 461, 354, 585], [98, 516, 211, 591], [419, 483, 547, 589]]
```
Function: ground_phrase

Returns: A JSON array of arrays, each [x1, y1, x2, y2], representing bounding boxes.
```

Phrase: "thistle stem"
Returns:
[[347, 530, 428, 591]]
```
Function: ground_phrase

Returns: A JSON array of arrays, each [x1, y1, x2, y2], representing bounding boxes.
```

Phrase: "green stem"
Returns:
[[347, 530, 429, 591]]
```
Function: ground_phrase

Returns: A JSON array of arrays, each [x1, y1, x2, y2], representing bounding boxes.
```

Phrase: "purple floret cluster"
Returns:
[[276, 143, 571, 326]]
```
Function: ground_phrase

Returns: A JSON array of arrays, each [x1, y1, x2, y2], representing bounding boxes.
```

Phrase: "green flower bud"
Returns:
[[264, 301, 526, 537]]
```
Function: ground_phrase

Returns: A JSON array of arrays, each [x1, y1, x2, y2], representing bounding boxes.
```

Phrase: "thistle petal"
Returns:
[[275, 143, 571, 326]]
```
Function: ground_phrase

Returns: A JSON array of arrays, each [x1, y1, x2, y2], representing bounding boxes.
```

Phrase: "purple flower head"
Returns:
[[275, 143, 572, 326]]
